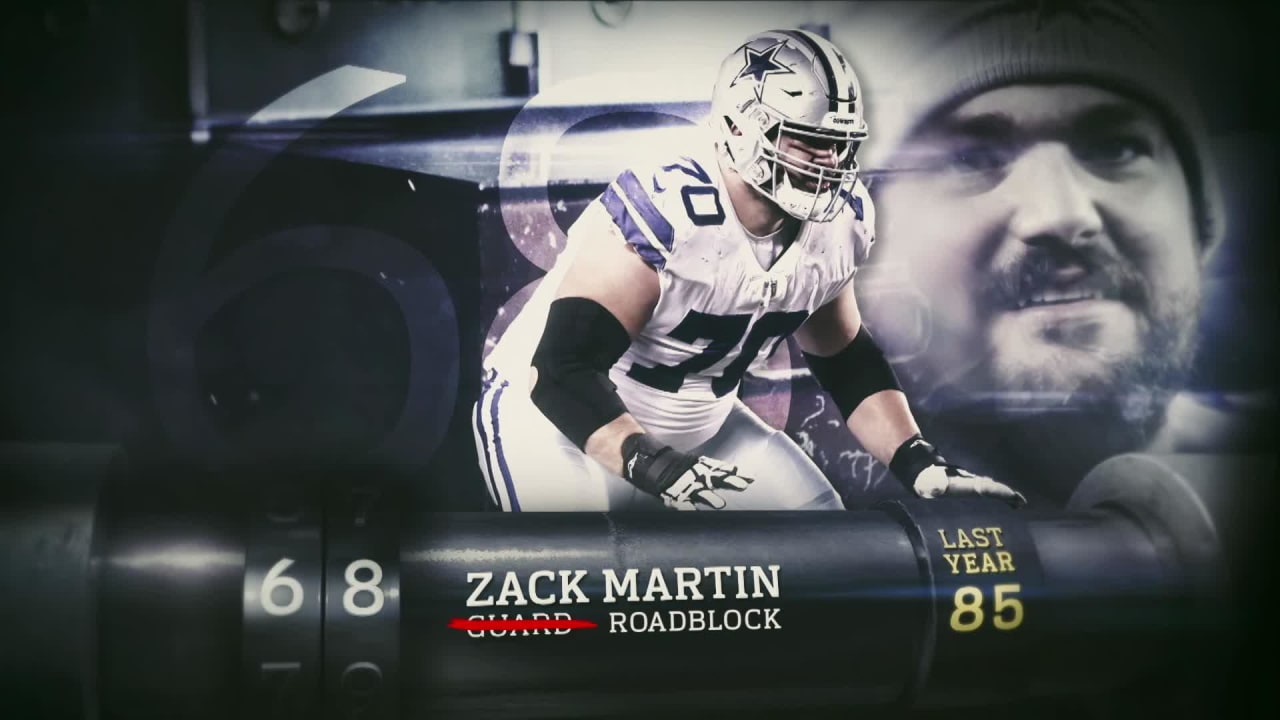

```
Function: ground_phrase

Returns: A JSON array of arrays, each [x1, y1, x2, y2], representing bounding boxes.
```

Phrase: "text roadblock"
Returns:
[[609, 608, 782, 634]]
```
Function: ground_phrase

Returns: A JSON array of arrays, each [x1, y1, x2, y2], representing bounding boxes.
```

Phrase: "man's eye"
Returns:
[[1075, 135, 1152, 165], [949, 145, 1011, 173]]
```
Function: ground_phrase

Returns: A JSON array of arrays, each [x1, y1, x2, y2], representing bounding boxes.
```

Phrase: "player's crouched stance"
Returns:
[[473, 28, 1026, 512]]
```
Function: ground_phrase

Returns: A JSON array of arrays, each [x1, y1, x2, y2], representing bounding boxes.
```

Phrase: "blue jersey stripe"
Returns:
[[838, 186, 865, 220], [601, 185, 666, 270], [488, 380, 521, 512], [616, 170, 675, 251], [473, 383, 503, 509]]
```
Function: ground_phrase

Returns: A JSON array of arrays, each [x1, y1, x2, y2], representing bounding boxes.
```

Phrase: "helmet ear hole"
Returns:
[[724, 116, 743, 137]]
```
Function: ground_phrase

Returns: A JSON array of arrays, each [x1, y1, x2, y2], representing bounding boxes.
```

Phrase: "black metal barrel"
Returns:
[[1, 445, 1269, 719]]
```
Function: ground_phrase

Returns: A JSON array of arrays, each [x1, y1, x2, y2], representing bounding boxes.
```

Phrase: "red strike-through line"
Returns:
[[448, 617, 599, 631]]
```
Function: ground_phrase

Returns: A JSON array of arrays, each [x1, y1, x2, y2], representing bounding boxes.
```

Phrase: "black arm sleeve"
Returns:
[[800, 324, 902, 421], [529, 297, 634, 450]]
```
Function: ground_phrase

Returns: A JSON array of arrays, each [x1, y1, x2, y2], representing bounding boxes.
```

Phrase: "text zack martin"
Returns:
[[464, 565, 782, 636]]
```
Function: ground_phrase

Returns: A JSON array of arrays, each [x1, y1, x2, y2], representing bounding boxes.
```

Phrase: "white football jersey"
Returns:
[[486, 137, 876, 449]]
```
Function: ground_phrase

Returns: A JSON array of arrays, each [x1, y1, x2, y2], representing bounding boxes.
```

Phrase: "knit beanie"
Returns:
[[854, 0, 1223, 253]]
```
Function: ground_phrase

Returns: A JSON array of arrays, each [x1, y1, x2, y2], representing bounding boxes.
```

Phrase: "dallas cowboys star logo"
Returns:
[[731, 41, 794, 99]]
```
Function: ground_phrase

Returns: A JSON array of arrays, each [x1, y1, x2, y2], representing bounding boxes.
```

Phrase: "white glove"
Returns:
[[659, 455, 754, 510], [891, 435, 1026, 508], [911, 463, 1027, 506]]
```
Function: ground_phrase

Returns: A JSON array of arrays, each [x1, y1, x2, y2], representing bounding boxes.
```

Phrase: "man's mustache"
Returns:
[[979, 244, 1149, 311]]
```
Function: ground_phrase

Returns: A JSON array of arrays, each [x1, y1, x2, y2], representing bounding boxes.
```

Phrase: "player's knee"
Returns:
[[796, 488, 846, 510], [763, 431, 842, 509]]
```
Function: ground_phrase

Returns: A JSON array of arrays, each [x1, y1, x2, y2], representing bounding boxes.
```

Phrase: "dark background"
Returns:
[[0, 1, 1276, 716]]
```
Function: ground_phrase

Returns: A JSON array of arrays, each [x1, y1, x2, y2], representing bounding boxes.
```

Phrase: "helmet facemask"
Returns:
[[719, 101, 866, 224]]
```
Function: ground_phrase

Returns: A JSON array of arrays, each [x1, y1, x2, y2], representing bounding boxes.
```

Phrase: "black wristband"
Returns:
[[802, 324, 902, 420], [889, 434, 945, 488], [620, 433, 692, 497]]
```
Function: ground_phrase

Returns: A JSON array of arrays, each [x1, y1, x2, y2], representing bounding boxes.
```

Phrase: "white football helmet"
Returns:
[[711, 29, 868, 223]]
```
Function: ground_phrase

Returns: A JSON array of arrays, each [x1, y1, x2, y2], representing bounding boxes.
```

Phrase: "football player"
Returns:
[[473, 29, 1026, 511]]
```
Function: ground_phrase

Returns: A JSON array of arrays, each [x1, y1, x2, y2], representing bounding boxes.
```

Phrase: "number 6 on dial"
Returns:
[[261, 558, 305, 617]]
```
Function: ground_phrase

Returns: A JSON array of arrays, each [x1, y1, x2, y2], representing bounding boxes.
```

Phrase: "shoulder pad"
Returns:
[[596, 154, 725, 271], [838, 178, 877, 266]]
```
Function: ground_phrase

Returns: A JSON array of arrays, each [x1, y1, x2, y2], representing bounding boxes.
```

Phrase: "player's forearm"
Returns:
[[800, 315, 917, 465], [845, 389, 922, 467], [583, 413, 647, 477]]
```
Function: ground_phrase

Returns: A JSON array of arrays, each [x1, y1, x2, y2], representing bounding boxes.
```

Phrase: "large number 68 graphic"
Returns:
[[147, 66, 458, 465]]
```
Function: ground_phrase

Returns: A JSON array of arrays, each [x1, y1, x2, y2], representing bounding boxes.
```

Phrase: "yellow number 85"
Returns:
[[950, 583, 1024, 632]]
